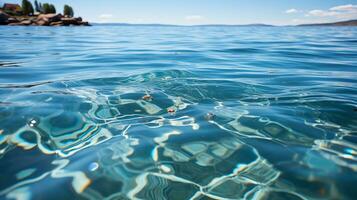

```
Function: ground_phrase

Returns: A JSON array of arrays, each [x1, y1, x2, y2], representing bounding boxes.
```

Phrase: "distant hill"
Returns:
[[92, 20, 357, 27], [298, 19, 357, 26], [92, 23, 179, 26], [92, 23, 274, 27], [196, 23, 274, 27]]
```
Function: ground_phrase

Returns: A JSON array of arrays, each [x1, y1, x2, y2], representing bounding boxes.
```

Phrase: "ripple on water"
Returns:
[[1, 26, 357, 200]]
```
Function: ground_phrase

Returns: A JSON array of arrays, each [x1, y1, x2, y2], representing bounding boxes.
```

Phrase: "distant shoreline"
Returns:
[[92, 19, 357, 27], [1, 14, 356, 27], [0, 1, 89, 27], [0, 12, 90, 26], [297, 19, 357, 27], [91, 23, 274, 27]]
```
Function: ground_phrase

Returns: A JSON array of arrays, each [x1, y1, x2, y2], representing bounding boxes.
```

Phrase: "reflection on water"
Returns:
[[0, 26, 357, 199]]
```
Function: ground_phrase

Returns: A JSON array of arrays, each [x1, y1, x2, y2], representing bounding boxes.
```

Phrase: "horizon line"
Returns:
[[91, 22, 277, 26], [91, 18, 357, 27]]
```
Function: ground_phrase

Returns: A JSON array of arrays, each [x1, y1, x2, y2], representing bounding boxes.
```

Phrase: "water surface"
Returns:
[[0, 26, 357, 200]]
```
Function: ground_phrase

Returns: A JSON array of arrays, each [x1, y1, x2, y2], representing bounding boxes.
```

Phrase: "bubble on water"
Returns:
[[159, 165, 172, 173], [204, 112, 215, 121], [88, 162, 99, 172], [28, 118, 39, 128], [192, 124, 200, 130]]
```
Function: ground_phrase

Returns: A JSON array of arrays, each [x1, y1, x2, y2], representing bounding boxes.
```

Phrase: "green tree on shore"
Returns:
[[42, 3, 50, 14], [42, 3, 56, 14], [39, 3, 43, 13], [40, 3, 44, 12], [34, 0, 40, 13], [22, 0, 34, 16], [63, 5, 74, 17], [49, 4, 56, 13]]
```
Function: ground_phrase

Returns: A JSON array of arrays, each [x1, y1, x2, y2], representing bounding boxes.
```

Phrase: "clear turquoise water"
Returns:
[[0, 26, 356, 200]]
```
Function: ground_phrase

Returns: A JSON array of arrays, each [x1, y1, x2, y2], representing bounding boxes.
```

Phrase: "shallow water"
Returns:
[[0, 26, 356, 200]]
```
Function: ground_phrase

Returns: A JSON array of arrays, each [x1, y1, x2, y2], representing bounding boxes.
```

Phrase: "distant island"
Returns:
[[92, 23, 275, 27], [298, 19, 357, 26], [0, 0, 90, 26], [93, 19, 357, 27]]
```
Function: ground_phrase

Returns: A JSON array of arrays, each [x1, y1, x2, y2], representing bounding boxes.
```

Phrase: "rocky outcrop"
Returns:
[[21, 20, 32, 25], [80, 21, 90, 26], [0, 12, 90, 26], [8, 17, 19, 24], [36, 19, 49, 26], [37, 14, 63, 23], [60, 17, 89, 26], [0, 11, 10, 25], [49, 21, 63, 26], [61, 17, 79, 25]]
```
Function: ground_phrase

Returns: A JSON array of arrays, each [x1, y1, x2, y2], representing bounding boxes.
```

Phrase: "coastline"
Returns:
[[0, 12, 90, 26]]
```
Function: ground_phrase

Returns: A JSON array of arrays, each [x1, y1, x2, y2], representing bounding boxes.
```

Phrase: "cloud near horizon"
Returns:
[[330, 4, 357, 11], [285, 9, 299, 14], [288, 4, 357, 24], [306, 4, 357, 19]]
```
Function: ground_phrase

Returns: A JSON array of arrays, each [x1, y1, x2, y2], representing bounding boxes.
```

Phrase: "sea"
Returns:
[[0, 25, 356, 200]]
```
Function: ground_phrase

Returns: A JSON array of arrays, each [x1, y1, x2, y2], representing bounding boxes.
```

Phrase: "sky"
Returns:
[[1, 0, 357, 25]]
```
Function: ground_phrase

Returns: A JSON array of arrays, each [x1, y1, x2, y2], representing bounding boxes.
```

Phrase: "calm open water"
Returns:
[[0, 26, 357, 200]]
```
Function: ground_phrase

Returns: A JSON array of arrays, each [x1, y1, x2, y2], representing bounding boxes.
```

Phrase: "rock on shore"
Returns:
[[0, 12, 90, 26], [0, 11, 10, 25]]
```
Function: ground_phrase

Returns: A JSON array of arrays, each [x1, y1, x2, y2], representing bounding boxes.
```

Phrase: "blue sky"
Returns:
[[1, 0, 357, 25]]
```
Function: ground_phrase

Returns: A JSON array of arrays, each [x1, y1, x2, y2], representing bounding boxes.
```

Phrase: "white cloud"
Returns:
[[288, 4, 357, 24], [307, 10, 338, 17], [185, 15, 204, 21], [306, 4, 357, 19], [330, 4, 357, 11], [99, 14, 113, 19], [285, 9, 298, 14]]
